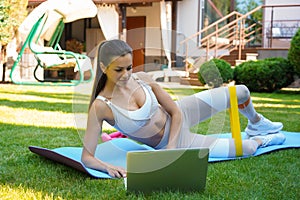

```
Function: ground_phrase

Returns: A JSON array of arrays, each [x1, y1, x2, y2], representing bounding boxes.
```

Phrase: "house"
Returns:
[[259, 0, 300, 59], [22, 0, 207, 73], [8, 0, 203, 82], [5, 0, 300, 84]]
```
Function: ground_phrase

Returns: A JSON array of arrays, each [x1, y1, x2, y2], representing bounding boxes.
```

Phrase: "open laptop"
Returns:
[[125, 148, 209, 193]]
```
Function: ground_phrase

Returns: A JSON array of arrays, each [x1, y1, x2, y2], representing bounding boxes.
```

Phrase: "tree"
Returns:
[[0, 1, 11, 46], [0, 0, 28, 63], [288, 28, 300, 76], [236, 0, 263, 46], [212, 0, 231, 17], [236, 0, 262, 21]]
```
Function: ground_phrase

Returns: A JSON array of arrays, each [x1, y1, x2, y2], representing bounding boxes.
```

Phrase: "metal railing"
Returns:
[[263, 4, 300, 48], [180, 4, 300, 72], [180, 6, 262, 72]]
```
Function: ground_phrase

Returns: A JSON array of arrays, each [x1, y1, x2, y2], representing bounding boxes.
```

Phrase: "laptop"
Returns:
[[125, 148, 209, 193]]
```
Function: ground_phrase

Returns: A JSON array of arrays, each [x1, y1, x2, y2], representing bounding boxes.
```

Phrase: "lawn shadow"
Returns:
[[0, 99, 88, 113], [0, 122, 126, 199]]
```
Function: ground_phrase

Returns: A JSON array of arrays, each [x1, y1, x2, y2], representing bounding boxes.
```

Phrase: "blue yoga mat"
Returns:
[[29, 131, 300, 179]]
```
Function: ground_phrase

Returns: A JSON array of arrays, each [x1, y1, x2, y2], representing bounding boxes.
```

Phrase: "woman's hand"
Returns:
[[105, 164, 127, 178]]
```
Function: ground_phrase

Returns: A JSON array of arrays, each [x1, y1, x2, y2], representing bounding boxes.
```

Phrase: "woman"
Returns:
[[81, 39, 285, 178]]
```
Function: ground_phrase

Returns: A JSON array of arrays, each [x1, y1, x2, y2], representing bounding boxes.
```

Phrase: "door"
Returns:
[[126, 16, 146, 72]]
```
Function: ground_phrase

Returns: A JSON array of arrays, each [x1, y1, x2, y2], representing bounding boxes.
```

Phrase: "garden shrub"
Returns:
[[288, 27, 300, 76], [264, 57, 295, 87], [198, 58, 233, 87], [234, 58, 294, 92]]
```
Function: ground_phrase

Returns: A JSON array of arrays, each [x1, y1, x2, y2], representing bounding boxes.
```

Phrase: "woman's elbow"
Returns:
[[81, 155, 88, 166], [172, 107, 182, 118], [81, 149, 92, 166]]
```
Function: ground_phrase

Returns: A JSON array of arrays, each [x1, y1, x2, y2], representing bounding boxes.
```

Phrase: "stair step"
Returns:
[[180, 77, 203, 86], [221, 47, 258, 66], [189, 72, 199, 79]]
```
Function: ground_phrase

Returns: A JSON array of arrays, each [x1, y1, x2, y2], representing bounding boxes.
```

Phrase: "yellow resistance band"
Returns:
[[229, 86, 243, 156]]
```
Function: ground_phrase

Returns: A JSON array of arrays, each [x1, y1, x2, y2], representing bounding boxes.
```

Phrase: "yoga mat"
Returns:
[[29, 131, 300, 179]]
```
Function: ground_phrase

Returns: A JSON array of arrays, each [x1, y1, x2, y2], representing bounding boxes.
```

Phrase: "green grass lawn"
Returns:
[[0, 84, 299, 199]]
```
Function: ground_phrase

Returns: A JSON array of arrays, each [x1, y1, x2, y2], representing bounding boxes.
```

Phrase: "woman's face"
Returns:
[[104, 53, 133, 86]]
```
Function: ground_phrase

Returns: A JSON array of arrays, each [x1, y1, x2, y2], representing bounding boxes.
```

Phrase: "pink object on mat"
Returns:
[[101, 131, 127, 142]]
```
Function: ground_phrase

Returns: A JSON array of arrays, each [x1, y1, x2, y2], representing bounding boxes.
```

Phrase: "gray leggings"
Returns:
[[155, 85, 259, 157]]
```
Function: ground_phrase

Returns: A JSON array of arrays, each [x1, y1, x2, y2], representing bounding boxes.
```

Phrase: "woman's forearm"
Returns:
[[166, 110, 182, 149], [81, 149, 126, 178], [81, 148, 108, 171]]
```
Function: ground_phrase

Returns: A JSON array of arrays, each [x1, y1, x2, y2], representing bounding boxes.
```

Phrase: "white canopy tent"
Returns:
[[18, 0, 98, 44], [160, 1, 172, 70], [97, 4, 119, 40], [11, 0, 98, 86]]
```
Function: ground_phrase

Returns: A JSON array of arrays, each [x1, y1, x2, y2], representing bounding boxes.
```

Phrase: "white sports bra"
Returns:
[[96, 75, 159, 134]]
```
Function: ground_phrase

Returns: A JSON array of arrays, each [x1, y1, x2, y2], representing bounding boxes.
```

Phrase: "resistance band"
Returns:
[[229, 86, 243, 156]]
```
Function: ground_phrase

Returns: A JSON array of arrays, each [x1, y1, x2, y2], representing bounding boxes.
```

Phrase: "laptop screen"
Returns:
[[125, 148, 209, 193]]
